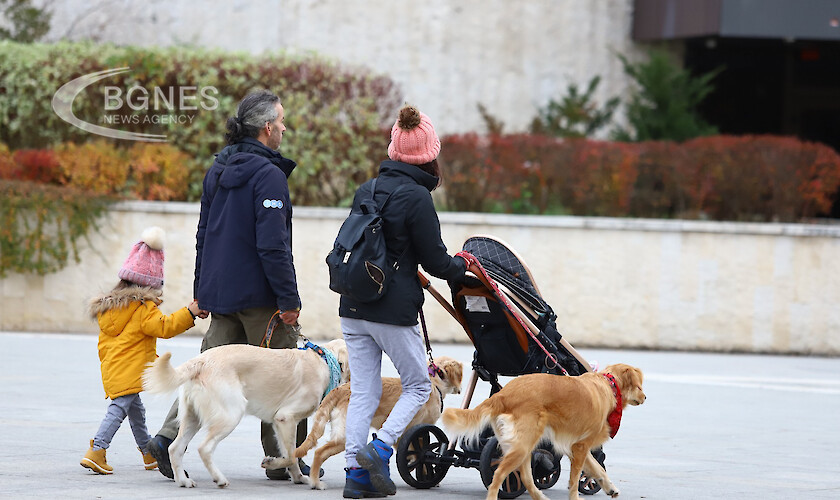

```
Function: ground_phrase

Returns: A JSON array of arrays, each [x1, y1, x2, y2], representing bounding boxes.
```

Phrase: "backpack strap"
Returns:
[[364, 177, 406, 213], [362, 177, 410, 269], [359, 178, 378, 215]]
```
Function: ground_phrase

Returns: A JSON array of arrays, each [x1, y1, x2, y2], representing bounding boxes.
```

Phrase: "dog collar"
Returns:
[[300, 341, 341, 400], [602, 373, 623, 438]]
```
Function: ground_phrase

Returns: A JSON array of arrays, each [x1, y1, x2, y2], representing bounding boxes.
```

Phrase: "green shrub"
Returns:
[[0, 41, 401, 204], [529, 76, 619, 139], [613, 50, 721, 142]]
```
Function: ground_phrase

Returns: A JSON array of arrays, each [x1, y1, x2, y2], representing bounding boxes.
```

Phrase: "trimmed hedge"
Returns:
[[3, 42, 838, 223], [439, 134, 840, 222], [2, 141, 192, 200], [0, 41, 401, 204]]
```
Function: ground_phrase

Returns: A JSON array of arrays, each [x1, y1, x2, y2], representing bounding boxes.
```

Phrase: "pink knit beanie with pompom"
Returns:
[[118, 226, 165, 288], [387, 105, 441, 165]]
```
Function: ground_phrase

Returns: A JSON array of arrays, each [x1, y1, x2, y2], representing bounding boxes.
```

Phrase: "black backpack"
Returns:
[[326, 178, 406, 302]]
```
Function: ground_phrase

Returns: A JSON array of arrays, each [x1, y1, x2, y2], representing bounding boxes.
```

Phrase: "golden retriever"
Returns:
[[293, 355, 463, 490], [441, 364, 645, 500], [142, 339, 349, 488]]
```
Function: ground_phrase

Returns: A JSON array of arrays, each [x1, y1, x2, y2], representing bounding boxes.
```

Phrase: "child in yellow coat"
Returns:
[[81, 227, 202, 475]]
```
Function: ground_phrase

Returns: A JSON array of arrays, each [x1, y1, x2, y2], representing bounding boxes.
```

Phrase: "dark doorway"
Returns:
[[685, 37, 840, 216]]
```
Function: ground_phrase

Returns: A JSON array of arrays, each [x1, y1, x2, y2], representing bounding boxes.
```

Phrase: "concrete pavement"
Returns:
[[1, 331, 838, 499]]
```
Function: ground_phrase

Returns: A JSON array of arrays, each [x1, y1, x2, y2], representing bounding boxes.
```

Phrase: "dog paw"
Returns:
[[602, 480, 619, 497], [261, 456, 283, 469], [310, 479, 327, 490], [213, 476, 230, 488], [262, 456, 293, 469], [177, 478, 196, 488]]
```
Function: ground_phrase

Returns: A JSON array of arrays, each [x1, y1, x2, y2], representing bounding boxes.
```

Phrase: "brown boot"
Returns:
[[139, 447, 157, 470], [81, 440, 113, 475]]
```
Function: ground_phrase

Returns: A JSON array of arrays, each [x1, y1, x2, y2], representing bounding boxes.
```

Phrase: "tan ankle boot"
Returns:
[[81, 440, 113, 474], [139, 447, 157, 470]]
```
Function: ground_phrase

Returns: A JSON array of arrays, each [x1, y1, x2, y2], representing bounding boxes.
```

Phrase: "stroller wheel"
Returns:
[[396, 424, 451, 489], [479, 436, 526, 499], [531, 446, 561, 490], [578, 474, 602, 496]]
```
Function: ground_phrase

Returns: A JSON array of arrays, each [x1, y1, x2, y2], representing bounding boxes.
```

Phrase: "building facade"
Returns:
[[43, 0, 644, 135]]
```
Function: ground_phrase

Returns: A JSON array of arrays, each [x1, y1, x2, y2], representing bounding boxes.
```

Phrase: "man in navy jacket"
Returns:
[[148, 90, 311, 481]]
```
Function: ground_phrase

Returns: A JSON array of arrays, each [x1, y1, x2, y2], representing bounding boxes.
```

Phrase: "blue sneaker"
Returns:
[[356, 434, 396, 496], [344, 467, 386, 498]]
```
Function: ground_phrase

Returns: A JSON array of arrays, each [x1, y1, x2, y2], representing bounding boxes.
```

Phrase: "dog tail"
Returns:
[[441, 399, 497, 446], [294, 385, 342, 458], [142, 352, 200, 395]]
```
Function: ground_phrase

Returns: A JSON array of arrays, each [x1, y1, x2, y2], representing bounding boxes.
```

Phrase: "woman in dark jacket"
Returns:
[[340, 105, 466, 498]]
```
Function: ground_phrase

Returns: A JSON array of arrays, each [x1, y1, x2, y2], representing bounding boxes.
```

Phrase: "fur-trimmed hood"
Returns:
[[89, 286, 163, 339], [89, 286, 163, 318]]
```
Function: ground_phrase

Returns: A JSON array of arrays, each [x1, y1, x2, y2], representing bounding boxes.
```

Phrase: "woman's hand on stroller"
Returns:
[[446, 255, 469, 288]]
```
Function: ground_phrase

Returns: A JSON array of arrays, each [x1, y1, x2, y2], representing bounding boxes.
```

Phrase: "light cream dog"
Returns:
[[293, 355, 464, 490], [142, 339, 349, 488], [441, 364, 645, 500]]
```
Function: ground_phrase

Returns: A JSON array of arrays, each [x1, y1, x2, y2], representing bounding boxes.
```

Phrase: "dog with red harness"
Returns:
[[441, 364, 645, 500]]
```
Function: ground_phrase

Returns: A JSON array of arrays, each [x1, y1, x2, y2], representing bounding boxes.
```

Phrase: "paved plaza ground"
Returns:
[[1, 331, 838, 499]]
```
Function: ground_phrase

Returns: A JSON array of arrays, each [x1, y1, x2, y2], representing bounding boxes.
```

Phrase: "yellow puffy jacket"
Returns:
[[89, 285, 194, 399]]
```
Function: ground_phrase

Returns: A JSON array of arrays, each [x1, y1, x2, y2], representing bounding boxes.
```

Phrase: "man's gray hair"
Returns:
[[224, 90, 281, 145]]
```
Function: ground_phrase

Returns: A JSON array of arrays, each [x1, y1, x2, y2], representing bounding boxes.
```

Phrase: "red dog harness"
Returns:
[[602, 373, 623, 438]]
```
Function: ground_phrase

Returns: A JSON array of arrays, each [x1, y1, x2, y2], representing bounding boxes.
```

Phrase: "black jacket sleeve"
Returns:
[[405, 187, 466, 282]]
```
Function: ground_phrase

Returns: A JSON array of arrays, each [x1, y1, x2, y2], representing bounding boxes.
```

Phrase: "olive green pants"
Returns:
[[155, 306, 306, 458]]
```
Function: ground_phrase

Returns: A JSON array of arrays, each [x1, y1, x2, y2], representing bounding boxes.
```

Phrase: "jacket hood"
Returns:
[[214, 137, 297, 189], [378, 160, 439, 192], [89, 286, 163, 336]]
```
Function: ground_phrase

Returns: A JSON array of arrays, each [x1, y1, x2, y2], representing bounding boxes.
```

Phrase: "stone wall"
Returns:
[[43, 0, 644, 135], [3, 201, 839, 355]]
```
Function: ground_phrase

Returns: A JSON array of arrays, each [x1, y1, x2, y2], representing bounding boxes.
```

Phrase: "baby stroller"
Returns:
[[395, 235, 606, 498]]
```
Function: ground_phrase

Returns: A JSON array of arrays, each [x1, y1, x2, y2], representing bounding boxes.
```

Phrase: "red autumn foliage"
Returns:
[[11, 149, 64, 184], [0, 142, 192, 201], [2, 134, 839, 223], [439, 134, 840, 221]]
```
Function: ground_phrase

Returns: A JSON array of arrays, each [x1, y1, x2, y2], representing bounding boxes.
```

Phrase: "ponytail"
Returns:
[[223, 91, 280, 145]]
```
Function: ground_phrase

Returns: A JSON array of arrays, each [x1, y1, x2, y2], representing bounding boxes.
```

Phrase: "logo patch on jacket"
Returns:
[[263, 199, 284, 209]]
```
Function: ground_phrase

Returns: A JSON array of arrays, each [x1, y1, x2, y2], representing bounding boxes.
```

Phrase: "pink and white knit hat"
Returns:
[[118, 227, 165, 288], [387, 105, 441, 165]]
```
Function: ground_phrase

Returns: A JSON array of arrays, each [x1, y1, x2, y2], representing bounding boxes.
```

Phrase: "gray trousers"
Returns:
[[93, 393, 150, 451], [156, 306, 306, 457], [341, 317, 431, 468]]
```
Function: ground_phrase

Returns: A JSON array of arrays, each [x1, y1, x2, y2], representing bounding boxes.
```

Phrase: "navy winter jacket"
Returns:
[[339, 161, 466, 326], [194, 138, 301, 314]]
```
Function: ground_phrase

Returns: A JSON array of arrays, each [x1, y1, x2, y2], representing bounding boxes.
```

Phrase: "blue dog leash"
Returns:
[[299, 340, 342, 400], [261, 315, 342, 400]]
